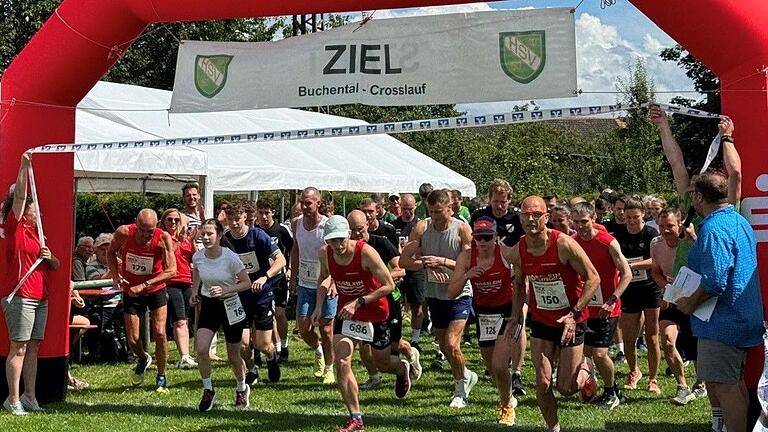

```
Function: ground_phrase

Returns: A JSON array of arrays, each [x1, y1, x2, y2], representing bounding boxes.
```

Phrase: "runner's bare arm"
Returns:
[[107, 225, 129, 289], [361, 244, 395, 302], [446, 249, 471, 299], [719, 116, 742, 205], [266, 250, 287, 279], [190, 268, 200, 305], [649, 249, 668, 290], [628, 257, 652, 271], [315, 246, 331, 302], [508, 245, 526, 325], [147, 231, 178, 287], [388, 256, 406, 280], [11, 153, 31, 218], [651, 105, 690, 196], [559, 235, 600, 311], [399, 220, 425, 271], [609, 240, 632, 298], [289, 217, 300, 292]]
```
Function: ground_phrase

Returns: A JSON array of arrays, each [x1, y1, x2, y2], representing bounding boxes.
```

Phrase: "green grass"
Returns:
[[6, 330, 710, 431]]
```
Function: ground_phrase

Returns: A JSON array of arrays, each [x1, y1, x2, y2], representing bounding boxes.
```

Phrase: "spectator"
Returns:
[[415, 183, 433, 220], [370, 193, 396, 223], [69, 282, 90, 390], [594, 198, 612, 223], [677, 170, 763, 432], [72, 236, 94, 282], [86, 233, 113, 280], [450, 190, 471, 223], [388, 193, 402, 219], [543, 193, 558, 213], [181, 183, 205, 237]]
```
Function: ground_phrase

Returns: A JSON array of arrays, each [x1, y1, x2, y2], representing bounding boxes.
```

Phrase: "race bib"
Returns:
[[238, 251, 261, 274], [299, 259, 321, 284], [589, 288, 604, 307], [531, 279, 569, 311], [223, 295, 246, 325], [627, 256, 649, 282], [426, 266, 452, 284], [125, 252, 153, 276], [341, 319, 374, 342], [478, 314, 504, 342]]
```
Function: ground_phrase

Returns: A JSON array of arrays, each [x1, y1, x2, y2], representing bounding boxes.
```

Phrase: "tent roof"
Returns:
[[74, 82, 476, 196]]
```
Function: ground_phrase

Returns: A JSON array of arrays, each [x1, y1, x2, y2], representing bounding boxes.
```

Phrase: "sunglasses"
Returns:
[[521, 211, 546, 220], [165, 217, 181, 223], [473, 234, 495, 242]]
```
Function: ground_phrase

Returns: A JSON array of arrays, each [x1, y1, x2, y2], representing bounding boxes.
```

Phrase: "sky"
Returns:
[[340, 0, 697, 114]]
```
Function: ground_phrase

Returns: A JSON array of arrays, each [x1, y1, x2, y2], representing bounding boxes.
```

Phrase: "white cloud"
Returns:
[[459, 12, 696, 114]]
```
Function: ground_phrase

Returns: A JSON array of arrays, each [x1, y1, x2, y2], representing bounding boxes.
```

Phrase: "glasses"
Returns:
[[165, 217, 181, 223], [474, 234, 495, 242], [521, 211, 546, 220]]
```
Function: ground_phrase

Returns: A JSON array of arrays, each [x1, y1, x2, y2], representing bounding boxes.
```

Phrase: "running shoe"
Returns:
[[623, 369, 642, 390], [395, 360, 412, 399], [266, 355, 281, 382], [155, 374, 169, 394], [449, 395, 467, 409], [647, 379, 661, 395], [636, 337, 648, 352], [613, 351, 626, 364], [235, 384, 251, 409], [278, 347, 289, 363], [177, 355, 198, 369], [511, 371, 526, 396], [322, 368, 335, 385], [671, 386, 695, 405], [245, 366, 260, 386], [198, 388, 216, 412], [3, 397, 27, 416], [359, 374, 384, 390], [431, 351, 446, 370], [336, 418, 365, 432], [498, 404, 516, 426], [579, 362, 597, 402], [593, 392, 620, 410], [692, 383, 707, 399], [314, 352, 326, 378], [19, 394, 43, 412], [67, 377, 90, 391], [463, 333, 472, 346], [463, 370, 479, 399], [133, 352, 152, 385], [410, 341, 422, 353], [254, 351, 263, 367], [409, 346, 423, 381], [665, 365, 674, 377]]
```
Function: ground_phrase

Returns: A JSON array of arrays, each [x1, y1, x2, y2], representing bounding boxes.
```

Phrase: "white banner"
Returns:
[[170, 9, 577, 113]]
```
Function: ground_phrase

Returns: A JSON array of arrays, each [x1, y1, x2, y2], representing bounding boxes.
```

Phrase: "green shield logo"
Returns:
[[499, 31, 546, 84], [195, 55, 233, 98]]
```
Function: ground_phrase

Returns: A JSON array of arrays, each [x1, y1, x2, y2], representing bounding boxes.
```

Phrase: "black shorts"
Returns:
[[474, 304, 512, 348], [334, 319, 391, 351], [247, 302, 275, 332], [197, 296, 247, 344], [659, 304, 698, 361], [167, 282, 192, 323], [620, 284, 662, 313], [273, 276, 289, 309], [529, 319, 585, 348], [401, 270, 425, 305], [386, 295, 403, 345], [124, 288, 168, 315], [585, 317, 619, 348]]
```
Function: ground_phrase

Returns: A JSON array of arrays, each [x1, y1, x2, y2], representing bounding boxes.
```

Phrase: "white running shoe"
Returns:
[[177, 355, 198, 369], [409, 347, 423, 381]]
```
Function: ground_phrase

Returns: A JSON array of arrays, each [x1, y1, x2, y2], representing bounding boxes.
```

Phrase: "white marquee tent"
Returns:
[[72, 82, 476, 215]]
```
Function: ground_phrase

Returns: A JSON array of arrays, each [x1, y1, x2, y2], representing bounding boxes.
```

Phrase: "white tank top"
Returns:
[[295, 214, 328, 289]]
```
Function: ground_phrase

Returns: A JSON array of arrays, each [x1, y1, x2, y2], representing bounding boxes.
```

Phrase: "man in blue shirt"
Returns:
[[677, 170, 763, 432]]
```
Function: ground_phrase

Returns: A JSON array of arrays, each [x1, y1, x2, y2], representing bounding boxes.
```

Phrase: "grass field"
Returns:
[[5, 329, 710, 431]]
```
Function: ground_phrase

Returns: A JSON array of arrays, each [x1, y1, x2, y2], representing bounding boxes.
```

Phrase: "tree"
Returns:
[[0, 0, 59, 72]]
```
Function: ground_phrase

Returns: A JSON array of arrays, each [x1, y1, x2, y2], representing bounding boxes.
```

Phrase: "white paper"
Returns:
[[663, 266, 717, 322]]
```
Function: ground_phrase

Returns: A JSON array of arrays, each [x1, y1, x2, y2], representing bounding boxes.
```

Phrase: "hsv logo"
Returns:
[[741, 174, 768, 243]]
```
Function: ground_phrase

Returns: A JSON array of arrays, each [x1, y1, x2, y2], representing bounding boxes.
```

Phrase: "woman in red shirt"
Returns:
[[160, 208, 197, 370], [1, 153, 60, 415]]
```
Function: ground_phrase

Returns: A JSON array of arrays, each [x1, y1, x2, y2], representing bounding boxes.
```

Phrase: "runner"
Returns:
[[255, 198, 294, 362], [290, 187, 336, 384], [359, 198, 399, 248], [570, 202, 632, 410], [650, 208, 706, 405], [448, 216, 524, 425], [190, 218, 253, 411], [314, 215, 411, 432], [550, 204, 575, 235], [224, 203, 286, 385], [469, 179, 526, 394], [392, 193, 427, 353], [450, 190, 471, 223], [508, 196, 600, 432], [347, 210, 422, 390], [107, 209, 177, 389], [613, 197, 661, 394], [401, 189, 478, 409], [603, 195, 628, 362], [159, 208, 198, 371]]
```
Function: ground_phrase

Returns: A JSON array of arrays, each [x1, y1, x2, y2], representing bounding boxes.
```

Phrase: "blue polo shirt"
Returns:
[[687, 205, 763, 348], [225, 227, 280, 305]]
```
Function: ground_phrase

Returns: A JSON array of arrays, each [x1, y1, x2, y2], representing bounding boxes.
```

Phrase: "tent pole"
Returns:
[[280, 194, 285, 222], [343, 194, 346, 215]]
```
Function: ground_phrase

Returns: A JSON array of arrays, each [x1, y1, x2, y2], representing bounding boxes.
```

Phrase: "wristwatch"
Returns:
[[571, 306, 583, 321], [721, 135, 734, 143], [608, 294, 619, 303], [357, 297, 366, 307], [143, 281, 150, 290]]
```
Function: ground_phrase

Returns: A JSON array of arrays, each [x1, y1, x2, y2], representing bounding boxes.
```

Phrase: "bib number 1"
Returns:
[[223, 295, 246, 325]]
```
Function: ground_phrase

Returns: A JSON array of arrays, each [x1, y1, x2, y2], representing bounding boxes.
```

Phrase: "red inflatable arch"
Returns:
[[0, 0, 766, 403]]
